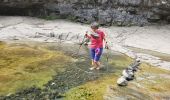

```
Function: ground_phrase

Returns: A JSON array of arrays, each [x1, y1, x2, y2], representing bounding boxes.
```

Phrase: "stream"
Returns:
[[0, 41, 124, 99], [0, 41, 170, 100]]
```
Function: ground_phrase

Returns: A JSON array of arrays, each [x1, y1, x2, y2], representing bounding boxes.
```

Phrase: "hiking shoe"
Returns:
[[89, 67, 95, 70]]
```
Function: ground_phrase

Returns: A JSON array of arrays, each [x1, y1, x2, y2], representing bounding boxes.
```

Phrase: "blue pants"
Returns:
[[90, 48, 103, 62]]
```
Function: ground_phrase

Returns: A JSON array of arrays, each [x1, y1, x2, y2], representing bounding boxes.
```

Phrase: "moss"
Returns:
[[65, 54, 170, 100], [64, 55, 133, 100], [1, 41, 170, 99], [64, 76, 118, 100], [136, 63, 170, 94], [0, 41, 5, 49], [0, 42, 73, 95]]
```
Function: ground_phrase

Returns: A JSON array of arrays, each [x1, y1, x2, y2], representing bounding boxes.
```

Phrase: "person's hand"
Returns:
[[105, 43, 109, 49], [85, 31, 88, 37], [85, 33, 88, 37]]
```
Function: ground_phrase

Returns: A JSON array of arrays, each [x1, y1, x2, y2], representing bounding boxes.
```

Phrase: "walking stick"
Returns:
[[77, 35, 86, 55], [105, 43, 109, 72]]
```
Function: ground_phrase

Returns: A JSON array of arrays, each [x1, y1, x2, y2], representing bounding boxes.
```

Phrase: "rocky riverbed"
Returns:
[[0, 41, 123, 99], [0, 16, 170, 100], [0, 16, 170, 70], [1, 41, 170, 100]]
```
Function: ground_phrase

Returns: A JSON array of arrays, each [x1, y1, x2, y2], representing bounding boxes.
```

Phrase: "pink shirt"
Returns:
[[86, 30, 105, 49]]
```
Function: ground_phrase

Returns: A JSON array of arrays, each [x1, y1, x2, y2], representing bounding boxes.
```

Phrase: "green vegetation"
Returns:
[[65, 54, 170, 100], [64, 54, 133, 100], [0, 42, 73, 95], [1, 41, 170, 99]]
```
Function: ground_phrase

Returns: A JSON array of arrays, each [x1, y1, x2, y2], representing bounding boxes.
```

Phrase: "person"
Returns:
[[85, 22, 108, 70]]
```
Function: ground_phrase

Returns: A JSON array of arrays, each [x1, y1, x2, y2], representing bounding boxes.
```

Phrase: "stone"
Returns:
[[98, 9, 112, 25], [167, 16, 170, 23], [117, 76, 128, 86], [148, 14, 161, 22], [74, 9, 97, 23], [0, 24, 4, 28]]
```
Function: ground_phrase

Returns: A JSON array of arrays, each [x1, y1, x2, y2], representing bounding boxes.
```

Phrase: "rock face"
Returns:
[[0, 0, 170, 26]]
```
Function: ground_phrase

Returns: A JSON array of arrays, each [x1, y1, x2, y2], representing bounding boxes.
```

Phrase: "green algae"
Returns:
[[64, 54, 133, 100], [1, 41, 170, 99], [135, 63, 170, 95], [0, 42, 73, 95], [65, 53, 170, 100]]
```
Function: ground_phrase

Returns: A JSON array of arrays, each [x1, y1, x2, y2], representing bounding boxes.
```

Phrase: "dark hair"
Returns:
[[91, 22, 99, 29]]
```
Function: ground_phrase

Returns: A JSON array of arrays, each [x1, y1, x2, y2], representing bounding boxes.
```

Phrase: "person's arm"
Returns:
[[85, 31, 91, 39]]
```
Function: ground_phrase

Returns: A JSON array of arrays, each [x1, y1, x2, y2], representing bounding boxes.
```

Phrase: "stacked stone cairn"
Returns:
[[117, 59, 141, 86]]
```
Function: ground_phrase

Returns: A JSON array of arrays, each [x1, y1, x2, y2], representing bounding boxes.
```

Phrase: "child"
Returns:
[[85, 22, 108, 70]]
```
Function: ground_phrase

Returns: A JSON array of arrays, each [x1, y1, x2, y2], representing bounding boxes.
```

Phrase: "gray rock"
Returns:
[[167, 16, 170, 23], [148, 14, 161, 22], [0, 0, 170, 26], [74, 9, 97, 23], [117, 76, 128, 86], [98, 9, 112, 25]]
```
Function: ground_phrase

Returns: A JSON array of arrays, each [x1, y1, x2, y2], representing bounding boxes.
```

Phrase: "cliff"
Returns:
[[0, 0, 170, 26]]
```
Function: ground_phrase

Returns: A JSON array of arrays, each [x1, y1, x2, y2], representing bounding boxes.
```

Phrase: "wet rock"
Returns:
[[122, 68, 135, 81], [117, 59, 141, 86], [104, 86, 152, 100], [117, 76, 128, 86]]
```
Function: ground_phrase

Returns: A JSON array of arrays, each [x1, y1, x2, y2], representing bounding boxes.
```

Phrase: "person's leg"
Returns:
[[94, 48, 103, 69], [90, 48, 96, 70], [91, 59, 94, 66]]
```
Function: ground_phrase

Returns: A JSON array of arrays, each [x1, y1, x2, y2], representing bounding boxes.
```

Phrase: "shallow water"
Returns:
[[0, 41, 73, 95], [0, 41, 170, 100], [126, 46, 170, 62]]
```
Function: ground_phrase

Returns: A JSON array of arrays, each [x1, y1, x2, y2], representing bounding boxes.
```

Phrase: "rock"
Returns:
[[127, 7, 137, 14], [74, 9, 97, 23], [117, 0, 142, 7], [98, 9, 112, 25], [0, 24, 4, 28], [148, 14, 161, 22], [104, 86, 152, 100], [117, 76, 128, 86], [0, 0, 170, 26], [167, 16, 170, 23], [122, 69, 135, 81], [49, 32, 55, 37]]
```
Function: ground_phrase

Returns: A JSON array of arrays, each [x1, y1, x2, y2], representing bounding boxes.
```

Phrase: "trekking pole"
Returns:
[[105, 42, 109, 72], [77, 34, 86, 55]]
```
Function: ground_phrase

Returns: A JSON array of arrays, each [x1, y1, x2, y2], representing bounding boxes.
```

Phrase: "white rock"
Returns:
[[117, 76, 128, 86]]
